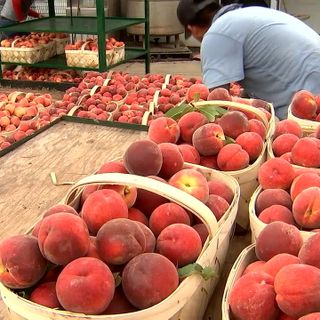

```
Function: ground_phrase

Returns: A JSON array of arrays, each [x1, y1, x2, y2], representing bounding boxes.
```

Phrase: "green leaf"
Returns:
[[165, 103, 195, 120], [193, 92, 200, 102], [225, 136, 235, 145], [178, 263, 217, 281], [113, 272, 122, 287], [198, 108, 216, 122]]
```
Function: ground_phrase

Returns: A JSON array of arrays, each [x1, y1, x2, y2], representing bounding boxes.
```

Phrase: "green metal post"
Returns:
[[48, 0, 56, 18], [96, 0, 107, 72], [144, 0, 150, 74]]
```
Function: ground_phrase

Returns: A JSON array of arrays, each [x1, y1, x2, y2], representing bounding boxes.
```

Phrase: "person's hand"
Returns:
[[38, 14, 45, 19]]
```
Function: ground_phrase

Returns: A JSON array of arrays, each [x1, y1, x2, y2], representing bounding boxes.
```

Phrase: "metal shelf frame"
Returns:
[[0, 0, 150, 78]]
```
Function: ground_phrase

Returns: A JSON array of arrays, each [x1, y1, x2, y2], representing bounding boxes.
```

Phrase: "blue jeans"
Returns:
[[0, 17, 28, 41]]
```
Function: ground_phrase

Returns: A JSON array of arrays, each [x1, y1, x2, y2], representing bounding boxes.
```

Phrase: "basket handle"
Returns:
[[52, 71, 73, 79], [193, 100, 269, 128], [62, 172, 218, 238], [80, 40, 93, 51], [8, 91, 26, 102], [11, 38, 21, 48]]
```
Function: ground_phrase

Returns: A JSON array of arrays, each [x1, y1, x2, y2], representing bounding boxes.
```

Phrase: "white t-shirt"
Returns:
[[201, 6, 320, 119]]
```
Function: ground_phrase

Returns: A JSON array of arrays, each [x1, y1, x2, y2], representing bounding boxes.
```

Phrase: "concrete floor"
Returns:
[[113, 60, 202, 78]]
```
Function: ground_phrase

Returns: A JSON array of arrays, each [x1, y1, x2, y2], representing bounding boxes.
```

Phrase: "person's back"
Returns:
[[201, 6, 320, 118], [1, 0, 35, 22]]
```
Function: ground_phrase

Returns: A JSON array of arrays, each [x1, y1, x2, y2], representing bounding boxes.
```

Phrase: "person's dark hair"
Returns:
[[189, 3, 220, 27]]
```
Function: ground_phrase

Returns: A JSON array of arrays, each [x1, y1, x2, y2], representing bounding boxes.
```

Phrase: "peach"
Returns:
[[96, 218, 146, 265], [136, 221, 156, 253], [200, 155, 219, 169], [192, 223, 209, 245], [123, 139, 163, 176], [0, 235, 47, 289], [149, 202, 190, 237], [258, 205, 295, 225], [186, 83, 209, 102], [80, 184, 99, 205], [255, 221, 303, 261], [279, 313, 297, 320], [178, 143, 201, 164], [148, 117, 180, 144], [229, 272, 279, 320], [258, 158, 295, 190], [157, 223, 202, 267], [128, 207, 148, 226], [158, 143, 184, 179], [207, 87, 232, 101], [262, 253, 300, 279], [251, 98, 270, 110], [30, 281, 61, 309], [249, 118, 267, 140], [274, 264, 320, 318], [56, 257, 115, 314], [97, 161, 128, 174], [235, 131, 264, 162], [242, 260, 266, 275], [81, 189, 128, 235], [255, 189, 292, 214], [192, 123, 225, 156], [218, 110, 250, 139], [38, 213, 90, 265], [272, 134, 299, 157], [299, 313, 320, 320], [178, 111, 209, 143], [169, 168, 210, 203], [122, 253, 179, 309], [274, 119, 303, 139], [86, 236, 102, 259], [103, 184, 137, 208], [206, 194, 229, 221], [291, 138, 320, 168], [290, 173, 320, 201], [298, 233, 320, 269], [134, 176, 169, 216], [42, 204, 78, 217], [293, 187, 320, 229], [103, 287, 137, 314], [280, 152, 293, 163], [207, 179, 234, 204], [291, 90, 317, 120], [217, 144, 250, 171]]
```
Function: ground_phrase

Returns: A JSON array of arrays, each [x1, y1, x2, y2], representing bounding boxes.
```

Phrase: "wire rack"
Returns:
[[31, 0, 68, 16]]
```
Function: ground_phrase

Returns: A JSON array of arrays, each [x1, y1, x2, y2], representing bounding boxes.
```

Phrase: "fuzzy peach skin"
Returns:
[[178, 111, 209, 143], [0, 235, 48, 289], [148, 117, 180, 144], [235, 131, 264, 162], [135, 221, 156, 253], [258, 205, 295, 225], [292, 187, 320, 229], [274, 119, 303, 139], [30, 281, 61, 309], [192, 123, 225, 156], [177, 143, 201, 164], [290, 173, 320, 201], [255, 221, 303, 261], [218, 110, 250, 139], [274, 264, 320, 318], [217, 144, 250, 171], [229, 271, 279, 320], [96, 218, 146, 265], [38, 213, 90, 266], [169, 168, 210, 203], [291, 138, 320, 168], [56, 257, 115, 314], [258, 158, 295, 190], [121, 253, 179, 309]]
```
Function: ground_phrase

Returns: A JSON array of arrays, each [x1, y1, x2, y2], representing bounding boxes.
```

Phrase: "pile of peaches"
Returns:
[[0, 92, 55, 150], [65, 37, 124, 52], [3, 68, 82, 83], [229, 221, 320, 319], [290, 89, 320, 121], [0, 137, 235, 315]]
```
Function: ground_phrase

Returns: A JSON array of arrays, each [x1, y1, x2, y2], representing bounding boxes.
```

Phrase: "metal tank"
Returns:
[[125, 0, 184, 36]]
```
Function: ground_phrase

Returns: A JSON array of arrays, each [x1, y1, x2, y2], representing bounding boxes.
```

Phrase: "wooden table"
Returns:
[[0, 120, 250, 320]]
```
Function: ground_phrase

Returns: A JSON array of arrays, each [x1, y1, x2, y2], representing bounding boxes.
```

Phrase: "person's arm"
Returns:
[[201, 32, 245, 90], [27, 8, 41, 18]]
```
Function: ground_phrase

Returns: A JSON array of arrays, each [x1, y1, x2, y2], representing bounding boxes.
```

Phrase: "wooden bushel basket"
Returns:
[[287, 104, 319, 135], [249, 185, 317, 243], [221, 244, 256, 320], [0, 165, 240, 320]]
